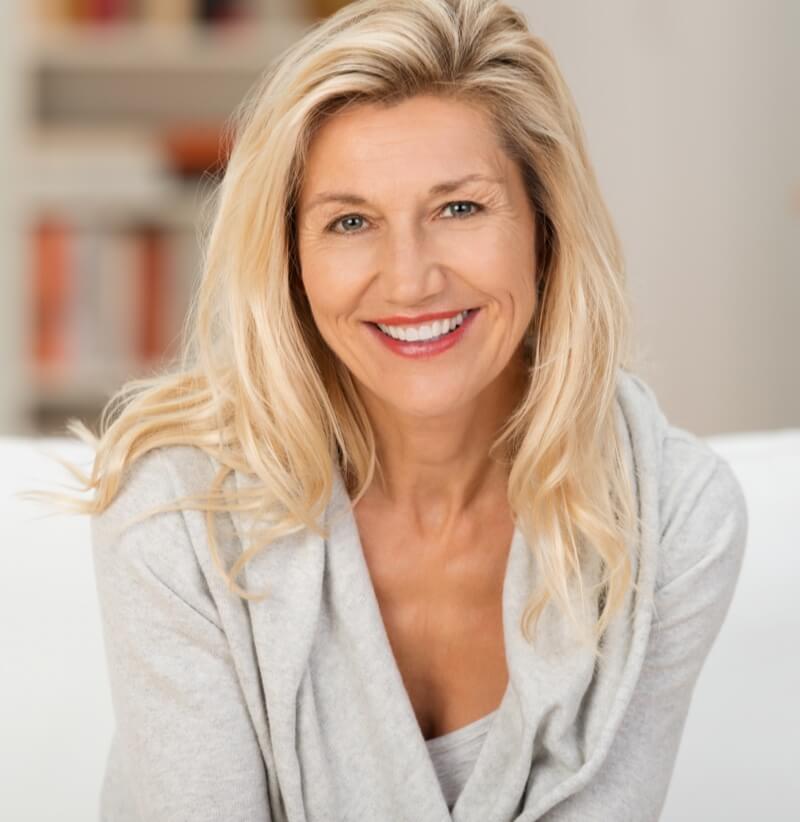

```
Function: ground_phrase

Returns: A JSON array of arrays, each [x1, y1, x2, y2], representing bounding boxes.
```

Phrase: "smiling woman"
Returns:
[[25, 1, 747, 820]]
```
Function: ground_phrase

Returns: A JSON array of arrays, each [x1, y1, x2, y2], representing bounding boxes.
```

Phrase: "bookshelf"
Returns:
[[5, 0, 350, 436]]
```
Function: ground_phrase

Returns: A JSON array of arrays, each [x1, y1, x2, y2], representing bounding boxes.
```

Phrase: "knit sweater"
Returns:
[[91, 368, 748, 821]]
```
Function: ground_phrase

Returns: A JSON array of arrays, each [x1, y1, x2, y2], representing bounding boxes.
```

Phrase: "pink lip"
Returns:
[[371, 308, 475, 326], [365, 307, 480, 359]]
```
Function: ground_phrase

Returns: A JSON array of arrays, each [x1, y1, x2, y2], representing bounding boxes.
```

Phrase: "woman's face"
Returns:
[[296, 93, 537, 419]]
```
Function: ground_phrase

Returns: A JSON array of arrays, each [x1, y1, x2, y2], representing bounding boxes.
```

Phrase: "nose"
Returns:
[[376, 219, 446, 306]]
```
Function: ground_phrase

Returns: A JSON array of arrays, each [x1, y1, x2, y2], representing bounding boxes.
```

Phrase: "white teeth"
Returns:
[[377, 310, 469, 342]]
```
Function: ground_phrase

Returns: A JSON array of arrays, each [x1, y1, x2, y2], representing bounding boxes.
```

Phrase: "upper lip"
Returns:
[[370, 308, 476, 326]]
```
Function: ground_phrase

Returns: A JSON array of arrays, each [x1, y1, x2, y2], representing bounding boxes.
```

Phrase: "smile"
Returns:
[[365, 308, 480, 359], [376, 309, 471, 342]]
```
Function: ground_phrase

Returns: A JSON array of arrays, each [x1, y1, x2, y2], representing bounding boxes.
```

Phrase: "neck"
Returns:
[[354, 350, 529, 535]]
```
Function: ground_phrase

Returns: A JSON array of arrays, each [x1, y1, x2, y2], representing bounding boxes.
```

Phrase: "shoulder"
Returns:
[[92, 444, 217, 535], [656, 424, 748, 594], [613, 368, 748, 595], [90, 444, 223, 625]]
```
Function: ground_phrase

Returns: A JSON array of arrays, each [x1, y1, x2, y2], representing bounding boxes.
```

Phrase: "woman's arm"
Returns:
[[91, 448, 272, 821], [539, 431, 749, 821]]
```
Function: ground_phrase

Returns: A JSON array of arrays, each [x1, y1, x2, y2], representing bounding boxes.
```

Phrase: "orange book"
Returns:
[[35, 0, 73, 25], [32, 219, 73, 368], [69, 0, 93, 22], [161, 122, 233, 177]]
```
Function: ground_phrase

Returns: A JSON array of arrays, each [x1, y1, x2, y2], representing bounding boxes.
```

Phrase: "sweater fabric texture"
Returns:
[[91, 368, 748, 821]]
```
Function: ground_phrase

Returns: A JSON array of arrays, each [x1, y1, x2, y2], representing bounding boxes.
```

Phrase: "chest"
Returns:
[[353, 503, 515, 740]]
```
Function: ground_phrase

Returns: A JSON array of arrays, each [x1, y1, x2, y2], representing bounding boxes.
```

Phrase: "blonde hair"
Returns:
[[25, 0, 641, 654]]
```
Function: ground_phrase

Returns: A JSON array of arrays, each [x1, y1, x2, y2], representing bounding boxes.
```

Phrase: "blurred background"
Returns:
[[1, 5, 797, 822], [0, 0, 796, 439]]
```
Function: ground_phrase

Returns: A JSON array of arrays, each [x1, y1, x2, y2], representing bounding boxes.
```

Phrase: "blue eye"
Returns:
[[327, 214, 366, 234], [442, 201, 482, 218]]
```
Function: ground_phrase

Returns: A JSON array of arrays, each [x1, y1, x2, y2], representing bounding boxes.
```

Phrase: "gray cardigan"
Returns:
[[91, 369, 748, 821]]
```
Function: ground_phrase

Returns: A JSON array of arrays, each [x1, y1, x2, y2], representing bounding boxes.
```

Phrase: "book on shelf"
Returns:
[[32, 219, 72, 366], [30, 217, 200, 390], [35, 0, 254, 27], [138, 1, 196, 25]]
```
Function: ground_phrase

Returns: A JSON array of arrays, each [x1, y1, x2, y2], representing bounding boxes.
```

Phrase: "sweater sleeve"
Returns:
[[91, 447, 271, 822], [539, 430, 749, 822]]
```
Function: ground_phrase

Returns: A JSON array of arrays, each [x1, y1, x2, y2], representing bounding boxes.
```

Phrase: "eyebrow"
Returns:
[[302, 173, 505, 213]]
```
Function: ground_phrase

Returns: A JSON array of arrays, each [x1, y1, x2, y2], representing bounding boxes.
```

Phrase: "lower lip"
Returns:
[[365, 308, 480, 359]]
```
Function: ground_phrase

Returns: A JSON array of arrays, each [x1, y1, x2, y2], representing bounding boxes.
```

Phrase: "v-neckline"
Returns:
[[227, 369, 659, 821], [327, 466, 524, 818]]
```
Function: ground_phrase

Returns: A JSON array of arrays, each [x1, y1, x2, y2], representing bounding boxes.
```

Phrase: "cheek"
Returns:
[[443, 225, 535, 294], [299, 248, 369, 325], [320, 243, 376, 276]]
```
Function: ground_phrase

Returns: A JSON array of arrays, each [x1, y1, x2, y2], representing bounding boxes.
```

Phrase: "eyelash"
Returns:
[[324, 200, 484, 235]]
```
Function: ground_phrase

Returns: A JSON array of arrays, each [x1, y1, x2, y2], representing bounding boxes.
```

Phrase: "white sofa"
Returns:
[[1, 432, 798, 822]]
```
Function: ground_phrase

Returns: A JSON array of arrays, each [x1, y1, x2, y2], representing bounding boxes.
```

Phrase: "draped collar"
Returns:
[[229, 369, 662, 821]]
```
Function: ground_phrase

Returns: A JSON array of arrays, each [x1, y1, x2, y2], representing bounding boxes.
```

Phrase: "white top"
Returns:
[[425, 709, 500, 810]]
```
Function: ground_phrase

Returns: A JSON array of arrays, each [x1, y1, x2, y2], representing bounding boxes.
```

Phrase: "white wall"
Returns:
[[517, 0, 800, 436]]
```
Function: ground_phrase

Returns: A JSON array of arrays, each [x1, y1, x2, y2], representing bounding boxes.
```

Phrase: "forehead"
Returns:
[[299, 95, 510, 202]]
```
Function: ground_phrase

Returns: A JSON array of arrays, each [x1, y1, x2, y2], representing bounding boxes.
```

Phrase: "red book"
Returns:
[[136, 226, 168, 363], [85, 0, 131, 23]]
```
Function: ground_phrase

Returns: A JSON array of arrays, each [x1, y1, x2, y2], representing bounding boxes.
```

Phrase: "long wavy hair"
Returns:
[[25, 0, 641, 653]]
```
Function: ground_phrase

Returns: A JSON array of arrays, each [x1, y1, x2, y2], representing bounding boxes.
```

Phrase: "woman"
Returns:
[[36, 0, 747, 819]]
